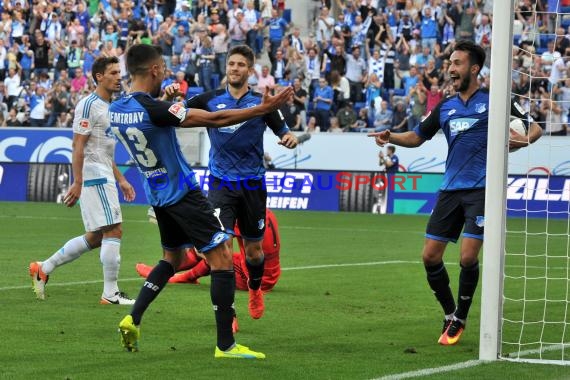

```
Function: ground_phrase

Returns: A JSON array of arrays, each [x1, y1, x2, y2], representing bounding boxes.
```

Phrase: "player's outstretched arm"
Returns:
[[180, 87, 294, 128], [367, 130, 425, 148]]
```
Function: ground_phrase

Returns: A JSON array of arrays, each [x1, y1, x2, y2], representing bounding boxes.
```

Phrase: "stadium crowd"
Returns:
[[0, 0, 567, 136]]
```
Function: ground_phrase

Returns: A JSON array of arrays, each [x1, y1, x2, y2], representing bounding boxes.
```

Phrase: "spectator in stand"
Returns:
[[292, 77, 308, 130], [256, 64, 275, 92], [29, 86, 47, 127], [394, 37, 411, 90], [306, 115, 320, 133], [420, 6, 438, 51], [271, 49, 287, 83], [229, 9, 250, 48], [5, 108, 23, 127], [71, 68, 89, 94], [407, 83, 426, 131], [351, 107, 370, 132], [390, 100, 409, 133], [82, 40, 101, 76], [328, 116, 344, 133], [172, 25, 189, 57], [373, 100, 393, 132], [344, 45, 367, 103], [399, 65, 420, 96], [289, 27, 305, 54], [423, 82, 443, 115], [336, 101, 357, 131], [313, 77, 333, 132], [197, 34, 215, 91], [330, 69, 350, 111], [305, 47, 321, 101], [243, 1, 261, 55], [174, 71, 189, 98], [285, 49, 306, 84], [265, 8, 289, 66], [4, 67, 20, 111], [280, 94, 302, 131], [41, 12, 63, 43], [46, 82, 70, 128], [397, 11, 413, 42], [315, 6, 334, 52], [55, 112, 72, 128], [213, 24, 230, 77], [365, 72, 382, 109]]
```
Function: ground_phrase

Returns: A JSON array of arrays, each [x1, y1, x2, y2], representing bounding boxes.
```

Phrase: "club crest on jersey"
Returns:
[[475, 103, 486, 114], [258, 218, 265, 230], [79, 118, 90, 129], [168, 102, 186, 121]]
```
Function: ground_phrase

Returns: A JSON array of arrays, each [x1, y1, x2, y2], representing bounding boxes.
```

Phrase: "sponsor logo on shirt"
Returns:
[[447, 109, 456, 116], [216, 103, 227, 109], [449, 118, 478, 136]]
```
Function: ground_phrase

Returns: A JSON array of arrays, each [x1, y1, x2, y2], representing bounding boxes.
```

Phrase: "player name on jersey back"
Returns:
[[109, 111, 145, 124]]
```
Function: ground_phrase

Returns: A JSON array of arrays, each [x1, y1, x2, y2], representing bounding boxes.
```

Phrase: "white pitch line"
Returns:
[[0, 260, 421, 292], [373, 360, 482, 380], [0, 214, 420, 234], [373, 339, 570, 379]]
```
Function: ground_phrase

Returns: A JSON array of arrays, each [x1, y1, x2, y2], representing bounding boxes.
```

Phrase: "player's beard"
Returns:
[[457, 74, 471, 93], [227, 71, 248, 89]]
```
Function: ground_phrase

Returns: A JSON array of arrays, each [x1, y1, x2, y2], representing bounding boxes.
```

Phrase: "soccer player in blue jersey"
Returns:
[[185, 45, 298, 320], [110, 44, 292, 358], [368, 40, 542, 345]]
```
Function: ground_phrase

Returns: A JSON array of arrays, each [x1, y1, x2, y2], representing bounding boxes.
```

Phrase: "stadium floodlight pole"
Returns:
[[479, 0, 515, 361]]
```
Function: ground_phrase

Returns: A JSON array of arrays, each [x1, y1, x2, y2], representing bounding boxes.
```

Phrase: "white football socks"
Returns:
[[41, 236, 91, 275], [100, 238, 121, 297]]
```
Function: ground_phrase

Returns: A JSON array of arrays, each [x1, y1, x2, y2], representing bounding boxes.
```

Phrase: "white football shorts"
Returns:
[[80, 182, 122, 232]]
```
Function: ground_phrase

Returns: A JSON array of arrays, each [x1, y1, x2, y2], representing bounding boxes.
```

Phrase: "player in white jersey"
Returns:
[[29, 57, 136, 305]]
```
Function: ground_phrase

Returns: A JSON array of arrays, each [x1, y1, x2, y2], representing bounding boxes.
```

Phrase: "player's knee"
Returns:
[[206, 245, 233, 270], [85, 231, 103, 249], [103, 223, 122, 239]]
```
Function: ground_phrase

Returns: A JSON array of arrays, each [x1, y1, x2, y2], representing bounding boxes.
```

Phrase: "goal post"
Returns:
[[479, 0, 515, 362]]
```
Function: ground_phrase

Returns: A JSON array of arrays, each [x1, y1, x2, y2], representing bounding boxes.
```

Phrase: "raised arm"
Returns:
[[180, 87, 293, 128]]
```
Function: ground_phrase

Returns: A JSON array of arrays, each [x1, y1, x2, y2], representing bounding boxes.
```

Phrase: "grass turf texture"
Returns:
[[1, 202, 569, 379]]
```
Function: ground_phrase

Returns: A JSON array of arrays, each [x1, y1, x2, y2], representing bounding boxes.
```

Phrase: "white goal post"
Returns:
[[479, 0, 515, 361], [480, 0, 570, 365]]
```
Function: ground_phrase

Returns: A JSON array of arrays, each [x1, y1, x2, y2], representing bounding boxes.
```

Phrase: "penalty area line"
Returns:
[[372, 360, 482, 380]]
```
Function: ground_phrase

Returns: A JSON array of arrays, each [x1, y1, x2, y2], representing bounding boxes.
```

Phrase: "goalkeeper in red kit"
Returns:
[[136, 208, 281, 292]]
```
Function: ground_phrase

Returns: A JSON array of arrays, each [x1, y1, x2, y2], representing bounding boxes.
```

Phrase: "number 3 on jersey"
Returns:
[[112, 127, 158, 168]]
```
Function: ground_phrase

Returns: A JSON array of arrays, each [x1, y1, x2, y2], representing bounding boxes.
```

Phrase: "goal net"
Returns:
[[481, 0, 570, 365]]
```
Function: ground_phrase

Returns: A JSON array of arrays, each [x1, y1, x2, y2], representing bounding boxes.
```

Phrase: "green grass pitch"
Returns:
[[1, 202, 568, 379]]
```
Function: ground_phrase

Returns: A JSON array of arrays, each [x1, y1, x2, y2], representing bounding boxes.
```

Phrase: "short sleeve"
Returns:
[[72, 99, 93, 135], [414, 101, 443, 140], [134, 94, 187, 127]]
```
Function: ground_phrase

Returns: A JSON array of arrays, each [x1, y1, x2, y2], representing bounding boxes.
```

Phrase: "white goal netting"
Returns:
[[501, 0, 570, 364]]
